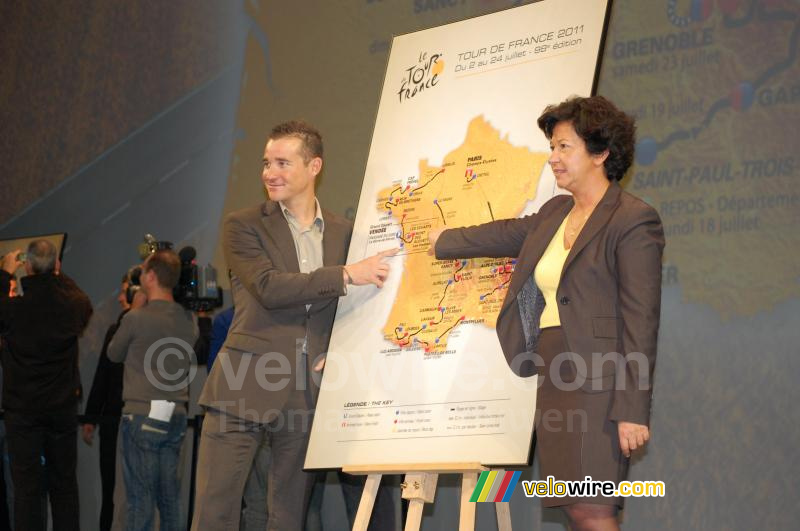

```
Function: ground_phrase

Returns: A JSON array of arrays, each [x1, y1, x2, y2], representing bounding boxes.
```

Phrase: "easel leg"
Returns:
[[495, 501, 512, 531], [401, 472, 438, 531], [404, 499, 425, 531], [459, 473, 477, 531], [352, 474, 382, 531]]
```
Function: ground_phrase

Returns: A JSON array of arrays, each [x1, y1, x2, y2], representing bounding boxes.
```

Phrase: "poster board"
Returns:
[[306, 0, 611, 469]]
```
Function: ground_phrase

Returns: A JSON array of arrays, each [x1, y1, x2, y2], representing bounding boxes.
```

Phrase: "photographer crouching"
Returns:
[[0, 240, 93, 531], [107, 249, 198, 531]]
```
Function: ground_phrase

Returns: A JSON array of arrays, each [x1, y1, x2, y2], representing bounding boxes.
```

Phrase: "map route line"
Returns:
[[396, 215, 441, 245], [412, 168, 445, 193], [405, 327, 425, 345], [392, 260, 462, 349], [394, 324, 429, 348], [437, 280, 452, 308], [654, 5, 799, 153], [384, 169, 445, 209], [385, 220, 514, 351], [469, 171, 496, 222], [437, 315, 467, 341], [434, 199, 446, 224], [430, 307, 446, 326], [388, 252, 488, 351], [398, 213, 415, 244], [480, 278, 512, 301], [384, 185, 414, 209]]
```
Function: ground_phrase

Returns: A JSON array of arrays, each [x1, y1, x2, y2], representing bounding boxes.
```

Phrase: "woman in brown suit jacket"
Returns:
[[430, 96, 665, 530]]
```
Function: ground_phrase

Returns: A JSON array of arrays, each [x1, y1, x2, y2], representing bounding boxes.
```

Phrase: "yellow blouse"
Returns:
[[534, 217, 570, 329]]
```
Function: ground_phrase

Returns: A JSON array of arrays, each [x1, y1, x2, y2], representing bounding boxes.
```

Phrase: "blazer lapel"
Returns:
[[560, 182, 622, 280], [261, 201, 300, 273], [502, 198, 573, 314]]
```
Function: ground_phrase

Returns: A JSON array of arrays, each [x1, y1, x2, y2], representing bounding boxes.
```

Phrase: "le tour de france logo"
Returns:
[[398, 51, 445, 103]]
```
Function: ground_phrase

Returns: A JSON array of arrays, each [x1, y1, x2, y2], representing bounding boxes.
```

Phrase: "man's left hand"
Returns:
[[618, 421, 650, 458]]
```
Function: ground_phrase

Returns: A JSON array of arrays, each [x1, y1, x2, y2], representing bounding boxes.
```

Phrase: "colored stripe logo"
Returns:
[[469, 470, 521, 502]]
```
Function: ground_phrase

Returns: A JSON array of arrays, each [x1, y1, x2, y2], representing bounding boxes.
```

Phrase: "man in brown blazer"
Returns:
[[192, 121, 396, 531]]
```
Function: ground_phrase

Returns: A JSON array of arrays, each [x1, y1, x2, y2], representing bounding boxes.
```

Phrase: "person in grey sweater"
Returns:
[[108, 249, 198, 531]]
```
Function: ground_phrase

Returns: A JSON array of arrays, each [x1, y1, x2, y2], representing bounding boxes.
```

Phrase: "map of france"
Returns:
[[374, 116, 549, 353]]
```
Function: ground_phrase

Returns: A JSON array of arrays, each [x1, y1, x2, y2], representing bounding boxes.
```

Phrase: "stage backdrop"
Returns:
[[305, 0, 611, 470]]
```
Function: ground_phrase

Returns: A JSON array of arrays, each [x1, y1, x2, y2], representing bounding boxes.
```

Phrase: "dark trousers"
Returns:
[[98, 418, 120, 531], [4, 407, 80, 531], [192, 390, 315, 531]]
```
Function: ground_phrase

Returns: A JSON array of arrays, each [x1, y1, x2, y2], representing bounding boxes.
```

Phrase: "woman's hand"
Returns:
[[618, 421, 650, 458]]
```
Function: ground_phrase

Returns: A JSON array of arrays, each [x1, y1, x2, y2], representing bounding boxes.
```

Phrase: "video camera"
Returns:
[[126, 234, 223, 312]]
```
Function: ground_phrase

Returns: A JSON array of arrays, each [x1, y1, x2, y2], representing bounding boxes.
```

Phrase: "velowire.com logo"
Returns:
[[469, 470, 521, 503]]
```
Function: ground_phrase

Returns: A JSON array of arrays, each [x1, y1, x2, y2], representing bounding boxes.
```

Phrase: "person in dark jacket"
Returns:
[[0, 241, 93, 531], [81, 272, 131, 531]]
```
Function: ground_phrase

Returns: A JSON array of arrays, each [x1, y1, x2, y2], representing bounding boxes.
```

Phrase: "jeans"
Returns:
[[120, 413, 186, 531], [4, 407, 79, 531], [98, 417, 120, 531]]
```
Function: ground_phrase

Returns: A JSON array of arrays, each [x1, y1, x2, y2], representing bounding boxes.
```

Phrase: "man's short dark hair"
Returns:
[[26, 239, 57, 274], [537, 95, 636, 181], [143, 250, 181, 290], [267, 120, 323, 163]]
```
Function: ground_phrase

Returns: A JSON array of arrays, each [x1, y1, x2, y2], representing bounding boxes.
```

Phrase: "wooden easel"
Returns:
[[343, 463, 512, 531]]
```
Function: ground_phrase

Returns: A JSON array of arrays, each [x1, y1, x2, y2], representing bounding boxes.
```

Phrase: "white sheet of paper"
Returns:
[[148, 400, 175, 422]]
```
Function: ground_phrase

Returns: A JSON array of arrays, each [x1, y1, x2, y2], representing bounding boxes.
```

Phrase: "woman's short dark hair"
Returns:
[[537, 95, 636, 181]]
